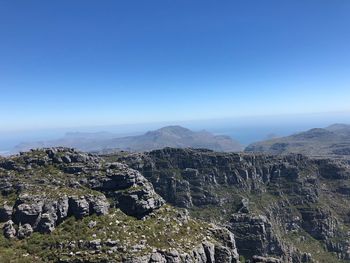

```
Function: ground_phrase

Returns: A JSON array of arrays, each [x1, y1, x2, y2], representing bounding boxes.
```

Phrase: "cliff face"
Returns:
[[3, 147, 350, 262], [112, 148, 350, 262], [0, 148, 239, 263]]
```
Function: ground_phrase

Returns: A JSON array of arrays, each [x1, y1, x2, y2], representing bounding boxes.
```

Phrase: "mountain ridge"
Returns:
[[245, 123, 350, 158], [13, 125, 243, 153]]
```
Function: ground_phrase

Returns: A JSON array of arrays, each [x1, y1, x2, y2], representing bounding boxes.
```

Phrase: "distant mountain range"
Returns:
[[13, 125, 243, 153], [245, 123, 350, 158]]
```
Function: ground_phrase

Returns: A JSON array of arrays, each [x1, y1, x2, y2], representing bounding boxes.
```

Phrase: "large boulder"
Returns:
[[68, 195, 109, 219], [37, 213, 56, 233], [3, 220, 16, 238], [87, 194, 109, 216], [116, 187, 164, 218], [17, 223, 33, 239], [68, 196, 90, 219], [13, 195, 43, 227], [90, 162, 165, 218]]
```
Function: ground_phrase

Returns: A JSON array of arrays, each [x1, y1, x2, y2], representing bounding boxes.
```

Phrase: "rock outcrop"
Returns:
[[0, 148, 165, 240], [0, 148, 240, 263], [229, 214, 284, 259], [112, 147, 350, 262], [3, 146, 350, 262], [3, 220, 16, 238]]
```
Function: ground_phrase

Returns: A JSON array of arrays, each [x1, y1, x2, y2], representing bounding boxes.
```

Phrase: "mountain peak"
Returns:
[[135, 126, 242, 152], [155, 125, 192, 134]]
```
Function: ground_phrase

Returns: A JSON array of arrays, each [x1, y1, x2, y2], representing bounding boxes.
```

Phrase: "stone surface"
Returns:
[[2, 146, 350, 262], [3, 220, 16, 238], [115, 148, 350, 262], [17, 223, 33, 239], [0, 147, 176, 263]]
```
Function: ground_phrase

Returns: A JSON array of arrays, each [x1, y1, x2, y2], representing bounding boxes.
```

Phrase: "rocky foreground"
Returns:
[[0, 148, 239, 263], [108, 148, 350, 263], [2, 147, 350, 262]]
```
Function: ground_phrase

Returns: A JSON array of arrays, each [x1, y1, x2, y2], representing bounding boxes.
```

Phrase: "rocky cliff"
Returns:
[[0, 148, 240, 263], [3, 147, 350, 262], [111, 148, 350, 262]]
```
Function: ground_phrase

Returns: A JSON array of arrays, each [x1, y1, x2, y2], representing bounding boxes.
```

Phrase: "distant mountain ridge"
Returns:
[[14, 125, 243, 153], [245, 123, 350, 158]]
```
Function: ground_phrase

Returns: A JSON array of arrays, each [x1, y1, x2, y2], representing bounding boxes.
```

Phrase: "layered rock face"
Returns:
[[0, 148, 240, 262], [112, 147, 350, 262], [0, 148, 164, 237]]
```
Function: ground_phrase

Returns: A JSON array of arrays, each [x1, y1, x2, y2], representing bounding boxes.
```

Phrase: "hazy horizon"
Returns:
[[1, 111, 349, 154]]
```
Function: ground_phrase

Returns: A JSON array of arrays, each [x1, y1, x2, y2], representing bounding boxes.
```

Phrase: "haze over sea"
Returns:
[[1, 111, 349, 155]]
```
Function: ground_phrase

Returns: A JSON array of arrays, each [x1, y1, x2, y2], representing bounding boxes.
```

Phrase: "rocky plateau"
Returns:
[[0, 148, 239, 263]]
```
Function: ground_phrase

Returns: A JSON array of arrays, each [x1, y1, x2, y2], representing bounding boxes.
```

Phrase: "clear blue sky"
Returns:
[[1, 0, 350, 132]]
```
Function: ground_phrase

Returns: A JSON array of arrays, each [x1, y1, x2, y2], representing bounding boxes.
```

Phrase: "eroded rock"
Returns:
[[3, 220, 16, 238], [17, 223, 33, 239]]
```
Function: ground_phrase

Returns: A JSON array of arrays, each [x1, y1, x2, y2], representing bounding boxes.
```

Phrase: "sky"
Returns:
[[1, 0, 350, 133]]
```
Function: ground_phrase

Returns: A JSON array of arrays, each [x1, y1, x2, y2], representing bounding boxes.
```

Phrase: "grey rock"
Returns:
[[149, 252, 166, 262], [61, 155, 72, 164], [210, 226, 240, 262], [116, 189, 164, 219], [89, 239, 102, 250], [0, 180, 14, 195], [301, 253, 312, 262], [87, 194, 109, 215], [3, 220, 16, 238], [68, 196, 90, 219], [14, 196, 43, 227], [37, 213, 56, 233], [70, 153, 88, 163], [88, 220, 97, 228], [57, 196, 69, 222], [93, 165, 165, 218], [190, 245, 207, 262], [123, 255, 150, 263], [52, 156, 63, 164], [214, 245, 232, 263], [17, 223, 33, 239], [202, 242, 215, 263], [237, 198, 250, 213], [105, 238, 118, 246], [229, 214, 284, 260], [299, 207, 337, 240]]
